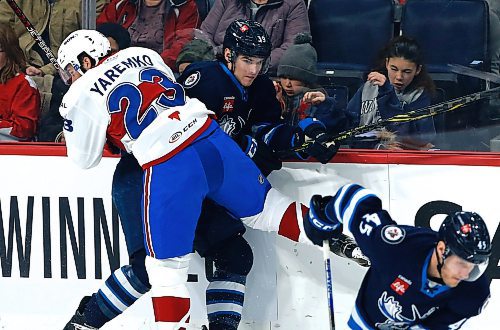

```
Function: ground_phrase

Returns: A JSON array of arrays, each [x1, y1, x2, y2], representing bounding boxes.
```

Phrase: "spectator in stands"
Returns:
[[0, 0, 107, 77], [275, 32, 349, 135], [0, 23, 40, 141], [487, 0, 500, 75], [346, 35, 436, 150], [200, 0, 310, 74], [0, 0, 107, 142], [97, 0, 200, 71], [176, 37, 215, 74], [97, 22, 132, 53]]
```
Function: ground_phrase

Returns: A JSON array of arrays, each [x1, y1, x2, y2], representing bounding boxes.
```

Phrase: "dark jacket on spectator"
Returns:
[[346, 80, 435, 140], [200, 0, 310, 73], [97, 0, 200, 70]]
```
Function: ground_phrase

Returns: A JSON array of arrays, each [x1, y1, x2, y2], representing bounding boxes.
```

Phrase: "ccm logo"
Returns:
[[310, 213, 337, 231], [169, 119, 198, 143], [183, 118, 197, 132]]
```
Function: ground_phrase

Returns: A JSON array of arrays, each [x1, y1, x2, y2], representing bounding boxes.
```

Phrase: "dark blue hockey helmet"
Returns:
[[223, 19, 271, 58], [438, 211, 491, 281], [223, 19, 271, 73]]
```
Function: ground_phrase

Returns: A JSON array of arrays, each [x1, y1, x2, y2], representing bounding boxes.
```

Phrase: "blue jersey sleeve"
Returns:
[[329, 184, 414, 266]]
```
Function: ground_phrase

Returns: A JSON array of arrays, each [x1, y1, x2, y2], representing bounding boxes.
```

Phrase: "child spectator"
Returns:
[[97, 0, 200, 71], [346, 35, 436, 150], [0, 23, 40, 141], [200, 0, 310, 74], [275, 33, 349, 135], [176, 37, 215, 74]]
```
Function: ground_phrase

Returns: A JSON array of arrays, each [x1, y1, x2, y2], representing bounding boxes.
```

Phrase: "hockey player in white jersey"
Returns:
[[58, 29, 344, 329]]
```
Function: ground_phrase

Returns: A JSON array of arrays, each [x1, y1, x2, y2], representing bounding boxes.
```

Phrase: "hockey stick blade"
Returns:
[[323, 240, 335, 330], [283, 86, 500, 155]]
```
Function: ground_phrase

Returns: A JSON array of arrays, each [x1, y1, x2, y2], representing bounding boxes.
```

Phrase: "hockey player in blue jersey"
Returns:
[[178, 18, 370, 254], [323, 183, 491, 329]]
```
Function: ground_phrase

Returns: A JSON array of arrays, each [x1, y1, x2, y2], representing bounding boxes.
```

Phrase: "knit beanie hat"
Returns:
[[176, 39, 215, 69], [97, 23, 131, 50], [277, 33, 318, 86]]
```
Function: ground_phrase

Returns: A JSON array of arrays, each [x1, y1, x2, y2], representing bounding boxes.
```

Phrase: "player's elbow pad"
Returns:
[[326, 184, 382, 226]]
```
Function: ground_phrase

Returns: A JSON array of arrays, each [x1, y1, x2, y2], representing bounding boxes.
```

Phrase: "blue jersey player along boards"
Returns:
[[56, 29, 344, 329], [324, 184, 491, 329]]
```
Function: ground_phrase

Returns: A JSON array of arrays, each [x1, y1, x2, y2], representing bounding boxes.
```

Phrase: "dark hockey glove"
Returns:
[[240, 135, 282, 176], [303, 195, 343, 246], [294, 118, 339, 164]]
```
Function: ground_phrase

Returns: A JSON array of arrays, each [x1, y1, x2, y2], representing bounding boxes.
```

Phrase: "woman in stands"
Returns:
[[200, 0, 310, 75], [346, 35, 436, 150], [0, 23, 40, 142]]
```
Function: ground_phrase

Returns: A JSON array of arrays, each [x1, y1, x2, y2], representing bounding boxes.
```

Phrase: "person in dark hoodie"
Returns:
[[346, 35, 436, 150]]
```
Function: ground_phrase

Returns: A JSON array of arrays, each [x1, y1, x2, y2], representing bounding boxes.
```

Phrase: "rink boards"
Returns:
[[0, 146, 499, 329]]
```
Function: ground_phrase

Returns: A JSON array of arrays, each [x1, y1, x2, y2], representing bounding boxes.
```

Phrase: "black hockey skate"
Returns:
[[330, 233, 371, 267], [63, 296, 98, 330]]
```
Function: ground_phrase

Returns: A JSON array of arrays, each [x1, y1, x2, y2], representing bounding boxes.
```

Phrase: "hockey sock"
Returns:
[[85, 265, 149, 327], [206, 270, 246, 330]]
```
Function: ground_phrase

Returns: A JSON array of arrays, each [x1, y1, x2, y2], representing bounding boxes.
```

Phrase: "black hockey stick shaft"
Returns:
[[323, 240, 335, 330], [4, 0, 62, 71], [285, 86, 500, 155]]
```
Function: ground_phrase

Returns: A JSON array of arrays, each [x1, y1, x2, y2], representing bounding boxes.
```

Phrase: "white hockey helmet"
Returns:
[[58, 29, 111, 77]]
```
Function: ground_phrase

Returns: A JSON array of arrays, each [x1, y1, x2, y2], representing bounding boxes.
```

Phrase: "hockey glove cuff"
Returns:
[[304, 195, 343, 246]]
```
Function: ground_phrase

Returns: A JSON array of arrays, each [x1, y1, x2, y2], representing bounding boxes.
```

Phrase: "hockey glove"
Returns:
[[240, 135, 282, 176], [303, 195, 343, 246], [294, 118, 339, 164]]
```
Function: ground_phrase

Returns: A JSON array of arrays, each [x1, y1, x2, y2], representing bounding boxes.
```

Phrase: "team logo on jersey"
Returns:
[[183, 71, 200, 88], [222, 96, 235, 113], [390, 275, 412, 296], [168, 110, 181, 121], [169, 131, 182, 143], [381, 225, 405, 244], [376, 291, 437, 329]]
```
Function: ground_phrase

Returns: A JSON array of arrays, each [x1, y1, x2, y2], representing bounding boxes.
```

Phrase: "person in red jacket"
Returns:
[[97, 0, 200, 71], [0, 23, 40, 141]]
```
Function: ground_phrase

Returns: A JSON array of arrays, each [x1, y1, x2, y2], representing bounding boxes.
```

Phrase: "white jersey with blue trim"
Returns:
[[59, 47, 214, 169], [332, 184, 490, 330]]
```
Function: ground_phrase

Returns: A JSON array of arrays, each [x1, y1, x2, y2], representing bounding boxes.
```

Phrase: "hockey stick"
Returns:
[[281, 86, 500, 156], [323, 240, 335, 330], [447, 64, 500, 85], [3, 0, 70, 82]]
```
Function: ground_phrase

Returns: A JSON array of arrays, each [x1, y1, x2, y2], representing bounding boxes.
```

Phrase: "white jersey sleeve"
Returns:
[[59, 81, 110, 169]]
